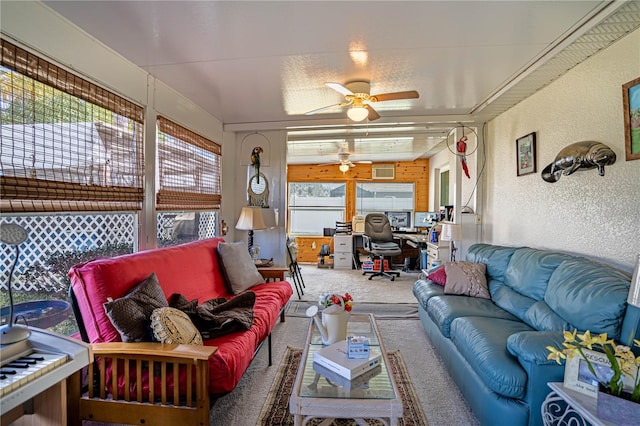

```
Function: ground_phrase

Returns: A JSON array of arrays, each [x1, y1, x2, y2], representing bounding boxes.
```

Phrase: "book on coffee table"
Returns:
[[313, 362, 382, 390], [312, 340, 381, 379]]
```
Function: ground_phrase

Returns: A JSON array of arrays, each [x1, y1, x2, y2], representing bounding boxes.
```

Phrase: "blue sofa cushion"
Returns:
[[545, 259, 630, 340], [523, 300, 570, 331], [503, 249, 572, 300], [450, 316, 533, 399], [466, 244, 516, 283], [490, 285, 535, 322], [412, 279, 445, 310], [507, 331, 566, 365], [427, 295, 518, 338]]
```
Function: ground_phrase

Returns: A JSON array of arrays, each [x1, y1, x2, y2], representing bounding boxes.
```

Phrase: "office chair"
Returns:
[[362, 213, 402, 281]]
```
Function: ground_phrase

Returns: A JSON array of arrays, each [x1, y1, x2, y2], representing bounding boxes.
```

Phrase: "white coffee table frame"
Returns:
[[289, 313, 403, 426]]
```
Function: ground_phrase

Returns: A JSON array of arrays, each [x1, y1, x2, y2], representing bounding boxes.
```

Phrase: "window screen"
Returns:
[[0, 39, 144, 212], [156, 117, 221, 210]]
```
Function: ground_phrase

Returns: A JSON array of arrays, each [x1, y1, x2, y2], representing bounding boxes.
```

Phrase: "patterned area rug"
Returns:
[[257, 346, 428, 425], [286, 301, 419, 320]]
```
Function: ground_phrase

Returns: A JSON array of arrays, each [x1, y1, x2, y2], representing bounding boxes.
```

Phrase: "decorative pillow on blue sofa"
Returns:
[[427, 266, 447, 286], [444, 262, 490, 299]]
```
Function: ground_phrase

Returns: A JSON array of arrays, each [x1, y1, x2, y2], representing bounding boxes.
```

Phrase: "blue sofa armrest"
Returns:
[[507, 331, 565, 366]]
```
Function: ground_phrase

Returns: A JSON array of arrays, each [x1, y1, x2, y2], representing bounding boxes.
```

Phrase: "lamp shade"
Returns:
[[339, 163, 350, 173], [347, 106, 369, 122], [628, 254, 640, 307], [439, 222, 462, 242], [235, 206, 267, 231]]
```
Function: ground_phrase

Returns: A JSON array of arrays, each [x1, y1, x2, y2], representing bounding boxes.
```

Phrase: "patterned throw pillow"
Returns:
[[150, 307, 203, 345], [426, 266, 447, 286], [104, 272, 168, 342], [443, 262, 490, 299]]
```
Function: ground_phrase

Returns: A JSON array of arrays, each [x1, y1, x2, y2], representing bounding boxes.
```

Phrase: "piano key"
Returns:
[[0, 351, 68, 398]]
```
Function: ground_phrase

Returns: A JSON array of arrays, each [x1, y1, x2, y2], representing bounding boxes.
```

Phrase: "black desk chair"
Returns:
[[362, 213, 402, 281]]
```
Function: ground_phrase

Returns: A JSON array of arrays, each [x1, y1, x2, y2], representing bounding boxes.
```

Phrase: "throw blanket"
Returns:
[[168, 291, 255, 339]]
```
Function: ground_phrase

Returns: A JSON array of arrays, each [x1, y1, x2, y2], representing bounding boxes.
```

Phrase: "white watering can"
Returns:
[[305, 304, 348, 345]]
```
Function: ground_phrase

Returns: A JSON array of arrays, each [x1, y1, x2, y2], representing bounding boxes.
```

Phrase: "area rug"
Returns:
[[286, 301, 419, 320], [257, 346, 428, 425]]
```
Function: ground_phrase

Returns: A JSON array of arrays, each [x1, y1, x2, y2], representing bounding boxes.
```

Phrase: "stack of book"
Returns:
[[313, 340, 381, 380]]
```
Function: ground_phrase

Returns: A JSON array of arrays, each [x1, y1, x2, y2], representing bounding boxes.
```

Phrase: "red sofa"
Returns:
[[68, 238, 293, 424]]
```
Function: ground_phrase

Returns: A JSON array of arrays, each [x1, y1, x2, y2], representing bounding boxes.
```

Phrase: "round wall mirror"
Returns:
[[248, 173, 269, 207]]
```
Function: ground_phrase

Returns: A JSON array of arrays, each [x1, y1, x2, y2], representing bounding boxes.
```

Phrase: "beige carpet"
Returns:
[[257, 346, 428, 425], [209, 265, 479, 426]]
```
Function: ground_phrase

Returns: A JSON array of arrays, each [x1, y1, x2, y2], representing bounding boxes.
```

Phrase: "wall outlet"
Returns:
[[475, 215, 482, 224]]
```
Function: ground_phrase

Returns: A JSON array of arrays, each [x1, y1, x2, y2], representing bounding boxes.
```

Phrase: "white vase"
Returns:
[[320, 305, 348, 345]]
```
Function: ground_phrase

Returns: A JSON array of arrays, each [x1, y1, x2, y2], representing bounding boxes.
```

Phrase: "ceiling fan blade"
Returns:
[[355, 160, 373, 164], [325, 82, 354, 96], [370, 90, 419, 102], [366, 105, 381, 121], [305, 102, 348, 115]]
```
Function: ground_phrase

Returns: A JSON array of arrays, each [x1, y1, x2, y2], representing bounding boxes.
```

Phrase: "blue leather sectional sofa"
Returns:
[[413, 243, 640, 426]]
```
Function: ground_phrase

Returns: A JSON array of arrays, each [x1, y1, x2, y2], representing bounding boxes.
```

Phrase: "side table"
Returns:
[[257, 266, 288, 282], [542, 382, 615, 426]]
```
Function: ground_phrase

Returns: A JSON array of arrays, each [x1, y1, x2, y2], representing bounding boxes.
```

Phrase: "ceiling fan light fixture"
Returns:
[[339, 163, 350, 173], [347, 106, 369, 122]]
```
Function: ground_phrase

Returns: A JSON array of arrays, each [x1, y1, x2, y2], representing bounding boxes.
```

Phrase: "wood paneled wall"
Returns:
[[288, 159, 429, 262]]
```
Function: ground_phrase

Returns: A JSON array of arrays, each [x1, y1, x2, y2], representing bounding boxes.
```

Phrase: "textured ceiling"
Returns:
[[41, 1, 640, 164]]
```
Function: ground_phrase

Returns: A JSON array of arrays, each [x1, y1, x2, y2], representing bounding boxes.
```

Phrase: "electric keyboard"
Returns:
[[0, 327, 90, 414]]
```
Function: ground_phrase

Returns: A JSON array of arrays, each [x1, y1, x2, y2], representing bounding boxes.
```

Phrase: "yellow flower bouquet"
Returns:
[[547, 329, 640, 402]]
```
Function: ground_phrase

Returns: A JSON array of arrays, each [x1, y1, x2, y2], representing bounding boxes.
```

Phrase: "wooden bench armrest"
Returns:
[[90, 342, 217, 361]]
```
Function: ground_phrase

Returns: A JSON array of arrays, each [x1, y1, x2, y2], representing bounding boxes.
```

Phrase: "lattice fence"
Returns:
[[1, 213, 135, 292], [1, 211, 217, 292]]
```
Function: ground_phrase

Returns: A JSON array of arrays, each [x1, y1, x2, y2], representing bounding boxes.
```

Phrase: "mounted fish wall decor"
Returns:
[[541, 141, 616, 183]]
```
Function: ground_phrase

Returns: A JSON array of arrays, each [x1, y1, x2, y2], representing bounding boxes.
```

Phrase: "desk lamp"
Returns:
[[439, 221, 462, 262], [0, 223, 31, 344], [235, 206, 267, 257]]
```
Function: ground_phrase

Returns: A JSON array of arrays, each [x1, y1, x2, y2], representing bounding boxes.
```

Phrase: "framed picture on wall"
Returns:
[[623, 76, 640, 161], [516, 132, 536, 176]]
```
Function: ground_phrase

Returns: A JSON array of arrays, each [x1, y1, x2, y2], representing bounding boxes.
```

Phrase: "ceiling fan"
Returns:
[[305, 81, 419, 122], [321, 150, 372, 174]]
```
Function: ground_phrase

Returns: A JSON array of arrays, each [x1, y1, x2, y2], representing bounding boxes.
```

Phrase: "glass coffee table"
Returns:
[[289, 313, 403, 425]]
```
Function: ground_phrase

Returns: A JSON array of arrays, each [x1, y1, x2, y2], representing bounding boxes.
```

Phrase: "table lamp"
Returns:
[[235, 206, 267, 256], [439, 221, 462, 261], [0, 223, 31, 344]]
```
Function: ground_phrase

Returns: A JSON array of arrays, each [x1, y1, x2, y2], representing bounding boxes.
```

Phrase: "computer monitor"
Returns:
[[414, 212, 440, 228], [384, 211, 411, 229]]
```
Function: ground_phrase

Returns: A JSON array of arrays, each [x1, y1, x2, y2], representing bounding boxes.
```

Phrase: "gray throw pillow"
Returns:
[[443, 262, 490, 299], [217, 241, 265, 294], [104, 272, 168, 342]]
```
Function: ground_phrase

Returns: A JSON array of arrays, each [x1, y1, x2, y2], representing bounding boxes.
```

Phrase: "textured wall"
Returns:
[[485, 28, 640, 273]]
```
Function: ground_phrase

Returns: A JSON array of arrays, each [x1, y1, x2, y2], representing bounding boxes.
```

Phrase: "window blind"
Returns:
[[0, 39, 144, 212], [156, 116, 221, 211]]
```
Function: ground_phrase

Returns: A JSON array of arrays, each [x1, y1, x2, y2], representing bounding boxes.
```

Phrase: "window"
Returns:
[[355, 182, 414, 218], [0, 39, 142, 336], [440, 170, 450, 206], [156, 117, 221, 246], [0, 39, 144, 213], [288, 182, 346, 234]]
